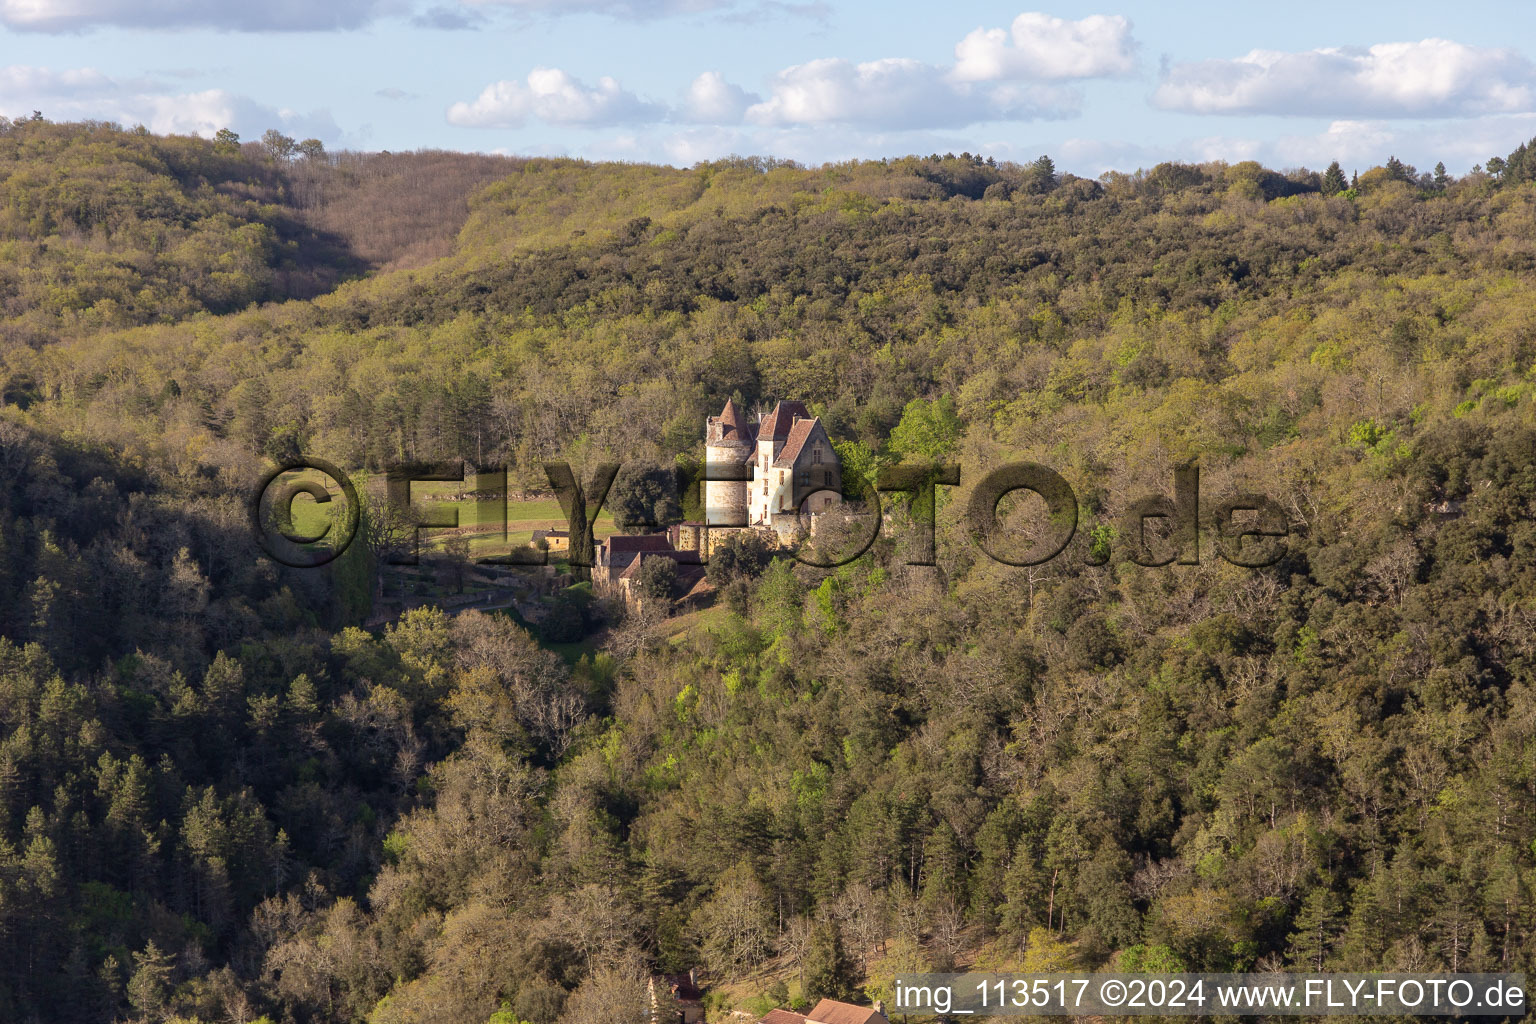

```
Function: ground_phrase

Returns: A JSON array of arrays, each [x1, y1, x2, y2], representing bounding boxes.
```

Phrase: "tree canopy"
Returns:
[[2, 121, 1536, 1022]]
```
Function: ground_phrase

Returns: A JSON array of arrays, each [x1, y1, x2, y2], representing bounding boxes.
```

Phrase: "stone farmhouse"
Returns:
[[592, 534, 705, 605], [530, 528, 569, 553], [755, 998, 889, 1024]]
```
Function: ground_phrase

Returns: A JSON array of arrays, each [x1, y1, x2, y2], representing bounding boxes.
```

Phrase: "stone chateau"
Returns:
[[593, 399, 844, 607], [705, 398, 842, 535]]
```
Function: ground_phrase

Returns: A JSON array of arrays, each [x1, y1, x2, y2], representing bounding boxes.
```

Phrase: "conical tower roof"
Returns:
[[718, 398, 746, 440]]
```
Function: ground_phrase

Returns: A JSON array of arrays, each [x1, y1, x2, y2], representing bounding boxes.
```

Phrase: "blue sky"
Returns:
[[6, 0, 1536, 174]]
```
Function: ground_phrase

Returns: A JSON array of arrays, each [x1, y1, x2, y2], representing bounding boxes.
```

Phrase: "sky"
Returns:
[[5, 0, 1536, 175]]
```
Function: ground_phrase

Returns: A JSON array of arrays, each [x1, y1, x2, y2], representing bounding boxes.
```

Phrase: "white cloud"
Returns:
[[132, 89, 337, 140], [462, 0, 807, 18], [0, 0, 398, 32], [0, 65, 113, 97], [446, 11, 1134, 136], [1256, 116, 1536, 173], [645, 124, 1031, 167], [735, 12, 1135, 130], [447, 68, 662, 128], [0, 64, 339, 141], [505, 110, 1536, 176], [952, 13, 1137, 82], [660, 125, 744, 164], [682, 71, 756, 123], [412, 4, 480, 27], [746, 57, 1080, 129], [1, 0, 828, 29], [1274, 120, 1396, 165], [466, 0, 698, 11], [1155, 39, 1536, 118], [1039, 116, 1536, 178]]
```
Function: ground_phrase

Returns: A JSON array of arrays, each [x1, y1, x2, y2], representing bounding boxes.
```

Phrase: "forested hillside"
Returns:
[[4, 117, 1536, 1023]]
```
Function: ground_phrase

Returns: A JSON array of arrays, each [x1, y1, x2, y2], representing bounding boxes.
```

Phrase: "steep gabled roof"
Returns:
[[757, 1011, 808, 1024], [601, 534, 676, 563], [604, 534, 674, 553], [618, 550, 702, 579], [772, 417, 829, 468], [757, 400, 810, 442], [806, 1000, 888, 1024]]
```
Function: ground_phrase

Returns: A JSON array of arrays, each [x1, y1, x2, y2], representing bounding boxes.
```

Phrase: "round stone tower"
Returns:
[[704, 399, 753, 526]]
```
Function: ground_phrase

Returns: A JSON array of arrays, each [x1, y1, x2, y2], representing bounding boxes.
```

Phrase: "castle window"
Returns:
[[823, 470, 831, 486], [812, 447, 822, 464], [799, 471, 809, 487]]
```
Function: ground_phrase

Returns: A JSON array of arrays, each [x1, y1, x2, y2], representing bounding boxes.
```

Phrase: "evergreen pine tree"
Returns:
[[1025, 154, 1058, 194], [1384, 155, 1416, 182], [802, 919, 855, 1004], [1504, 141, 1532, 184], [1321, 161, 1347, 196], [126, 941, 174, 1017], [1286, 888, 1344, 969]]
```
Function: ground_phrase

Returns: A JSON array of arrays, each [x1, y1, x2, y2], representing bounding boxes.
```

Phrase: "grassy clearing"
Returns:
[[667, 604, 728, 643], [281, 483, 617, 559], [543, 637, 600, 666], [412, 486, 617, 554]]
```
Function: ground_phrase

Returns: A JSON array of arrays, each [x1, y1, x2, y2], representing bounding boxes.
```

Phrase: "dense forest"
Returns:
[[4, 115, 1536, 1023]]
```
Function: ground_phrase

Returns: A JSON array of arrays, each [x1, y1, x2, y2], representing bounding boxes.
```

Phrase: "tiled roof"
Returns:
[[617, 549, 702, 578], [711, 398, 756, 447], [772, 417, 822, 468], [758, 400, 810, 441], [603, 534, 676, 554], [807, 999, 888, 1024], [757, 1011, 808, 1024], [718, 399, 748, 440]]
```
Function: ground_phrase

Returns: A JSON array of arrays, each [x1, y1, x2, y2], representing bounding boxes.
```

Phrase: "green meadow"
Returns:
[[280, 478, 617, 558]]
